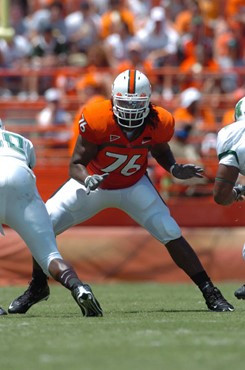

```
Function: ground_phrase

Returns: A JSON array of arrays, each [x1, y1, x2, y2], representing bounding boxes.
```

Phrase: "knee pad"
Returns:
[[145, 212, 181, 244]]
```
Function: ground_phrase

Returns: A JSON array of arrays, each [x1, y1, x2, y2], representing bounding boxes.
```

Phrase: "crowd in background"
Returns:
[[0, 0, 245, 197]]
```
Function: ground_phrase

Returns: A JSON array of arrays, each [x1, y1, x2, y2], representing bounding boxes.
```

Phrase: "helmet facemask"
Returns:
[[112, 69, 151, 128], [113, 94, 150, 128]]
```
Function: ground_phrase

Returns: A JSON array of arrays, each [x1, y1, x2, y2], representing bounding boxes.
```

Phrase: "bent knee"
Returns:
[[145, 213, 181, 244]]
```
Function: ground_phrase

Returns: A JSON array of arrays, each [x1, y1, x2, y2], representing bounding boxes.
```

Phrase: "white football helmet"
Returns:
[[112, 69, 151, 128], [235, 96, 245, 121]]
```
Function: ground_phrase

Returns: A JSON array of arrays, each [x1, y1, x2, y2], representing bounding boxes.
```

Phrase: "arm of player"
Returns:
[[69, 135, 97, 184], [69, 135, 108, 193], [213, 164, 241, 205], [151, 142, 203, 179]]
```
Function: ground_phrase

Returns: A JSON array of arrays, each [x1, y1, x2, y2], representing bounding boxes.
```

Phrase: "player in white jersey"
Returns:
[[0, 119, 102, 316], [213, 97, 245, 300]]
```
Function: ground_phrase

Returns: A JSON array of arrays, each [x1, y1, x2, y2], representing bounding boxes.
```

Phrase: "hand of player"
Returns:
[[84, 173, 109, 195], [170, 163, 204, 179], [233, 184, 245, 201]]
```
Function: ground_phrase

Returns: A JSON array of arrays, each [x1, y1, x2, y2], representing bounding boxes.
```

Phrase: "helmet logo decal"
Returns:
[[128, 69, 136, 94]]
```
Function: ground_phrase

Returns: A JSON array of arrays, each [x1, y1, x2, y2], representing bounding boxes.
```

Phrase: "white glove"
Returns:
[[170, 163, 204, 179], [84, 173, 109, 194], [233, 184, 245, 201]]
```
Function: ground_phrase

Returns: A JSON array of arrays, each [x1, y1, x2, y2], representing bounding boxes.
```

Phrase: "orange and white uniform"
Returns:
[[79, 100, 174, 189], [46, 100, 181, 244]]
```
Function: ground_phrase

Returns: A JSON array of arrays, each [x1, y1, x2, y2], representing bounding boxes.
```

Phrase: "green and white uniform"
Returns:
[[0, 128, 62, 275], [217, 120, 245, 175]]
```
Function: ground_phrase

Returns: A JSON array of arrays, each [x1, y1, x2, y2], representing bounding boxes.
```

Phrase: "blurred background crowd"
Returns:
[[0, 0, 245, 197]]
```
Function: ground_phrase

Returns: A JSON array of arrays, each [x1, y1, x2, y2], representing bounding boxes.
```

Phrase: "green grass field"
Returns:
[[0, 282, 244, 370]]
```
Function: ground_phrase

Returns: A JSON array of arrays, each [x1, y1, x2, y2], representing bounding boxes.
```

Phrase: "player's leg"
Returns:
[[47, 258, 103, 317], [120, 175, 234, 312], [26, 178, 108, 283], [8, 178, 106, 314]]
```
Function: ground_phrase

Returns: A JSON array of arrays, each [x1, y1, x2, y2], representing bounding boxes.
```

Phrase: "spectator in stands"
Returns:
[[75, 73, 110, 104], [31, 23, 68, 67], [0, 31, 32, 97], [170, 124, 201, 162], [65, 0, 100, 53], [213, 95, 245, 300], [113, 39, 151, 73], [0, 32, 31, 70], [127, 0, 151, 27], [225, 0, 245, 19], [173, 87, 217, 133], [29, 23, 68, 95], [213, 17, 245, 69], [180, 43, 219, 74], [49, 1, 68, 40], [136, 6, 179, 67], [168, 124, 207, 197], [10, 1, 28, 36], [103, 15, 135, 66], [36, 88, 71, 147], [100, 0, 135, 39], [23, 0, 51, 40]]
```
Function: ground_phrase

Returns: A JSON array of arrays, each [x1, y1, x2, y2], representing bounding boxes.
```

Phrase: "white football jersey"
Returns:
[[216, 119, 245, 175], [0, 129, 36, 168]]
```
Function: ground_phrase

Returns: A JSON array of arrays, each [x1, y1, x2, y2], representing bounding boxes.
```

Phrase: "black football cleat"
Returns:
[[71, 284, 103, 317], [202, 285, 234, 312], [0, 307, 7, 316], [234, 284, 245, 300], [8, 280, 50, 314]]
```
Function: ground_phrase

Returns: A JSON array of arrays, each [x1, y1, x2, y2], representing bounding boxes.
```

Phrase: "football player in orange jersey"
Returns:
[[9, 70, 234, 314]]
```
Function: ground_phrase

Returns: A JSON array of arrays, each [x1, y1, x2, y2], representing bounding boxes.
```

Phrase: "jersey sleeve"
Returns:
[[151, 107, 175, 144], [25, 139, 36, 168], [78, 106, 104, 144], [216, 128, 239, 169]]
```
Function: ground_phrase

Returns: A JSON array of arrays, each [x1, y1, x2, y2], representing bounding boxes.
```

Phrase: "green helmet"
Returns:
[[235, 97, 245, 121]]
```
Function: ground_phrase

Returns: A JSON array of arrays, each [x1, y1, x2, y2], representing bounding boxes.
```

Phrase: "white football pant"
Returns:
[[0, 158, 62, 275], [46, 174, 182, 244]]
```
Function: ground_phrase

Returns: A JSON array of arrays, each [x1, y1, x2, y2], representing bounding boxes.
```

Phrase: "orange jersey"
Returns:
[[78, 100, 174, 189]]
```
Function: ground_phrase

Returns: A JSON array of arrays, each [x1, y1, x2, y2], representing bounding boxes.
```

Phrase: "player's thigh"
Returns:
[[6, 190, 61, 274], [120, 175, 181, 243], [46, 178, 108, 235]]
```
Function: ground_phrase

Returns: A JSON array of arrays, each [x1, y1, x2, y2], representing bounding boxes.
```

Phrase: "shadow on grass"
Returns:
[[124, 309, 208, 314]]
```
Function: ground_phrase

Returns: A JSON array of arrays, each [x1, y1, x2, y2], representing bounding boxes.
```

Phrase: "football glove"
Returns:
[[84, 173, 109, 195], [232, 184, 245, 201], [170, 163, 204, 179]]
